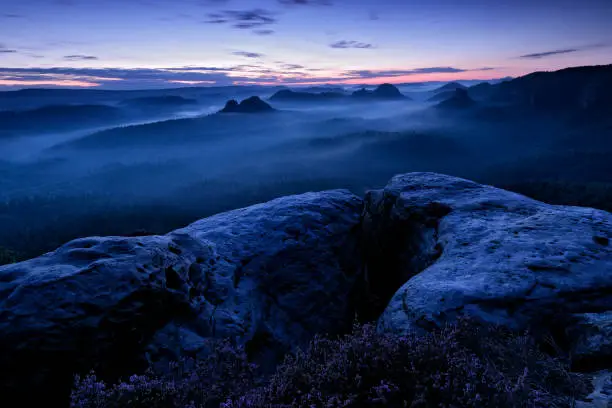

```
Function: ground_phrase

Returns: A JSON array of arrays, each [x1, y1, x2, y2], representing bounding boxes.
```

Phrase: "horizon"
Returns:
[[1, 0, 611, 90], [0, 76, 514, 92]]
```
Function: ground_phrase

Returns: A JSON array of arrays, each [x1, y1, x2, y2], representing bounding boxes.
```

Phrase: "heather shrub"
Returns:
[[226, 319, 589, 408], [71, 339, 259, 408], [72, 320, 589, 408], [0, 246, 19, 266]]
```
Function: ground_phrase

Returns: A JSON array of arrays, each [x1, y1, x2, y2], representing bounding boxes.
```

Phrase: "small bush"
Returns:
[[71, 339, 259, 408], [228, 319, 588, 407], [0, 246, 20, 266], [72, 320, 589, 408]]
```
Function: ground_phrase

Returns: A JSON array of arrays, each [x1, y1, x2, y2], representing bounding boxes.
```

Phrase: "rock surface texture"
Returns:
[[363, 173, 612, 336], [0, 190, 363, 405], [569, 311, 612, 371]]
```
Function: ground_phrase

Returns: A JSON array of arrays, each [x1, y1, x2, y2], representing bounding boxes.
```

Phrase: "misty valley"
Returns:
[[1, 64, 612, 265]]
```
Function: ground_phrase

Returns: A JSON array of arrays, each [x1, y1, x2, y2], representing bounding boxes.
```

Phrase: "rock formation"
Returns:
[[219, 96, 275, 113], [0, 190, 362, 405], [351, 83, 407, 100], [3, 172, 612, 405], [361, 173, 612, 339]]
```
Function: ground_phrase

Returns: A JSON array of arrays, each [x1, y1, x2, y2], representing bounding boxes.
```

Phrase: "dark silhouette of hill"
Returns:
[[486, 64, 612, 115], [0, 86, 276, 111], [301, 86, 345, 93], [351, 83, 408, 100], [270, 89, 346, 102], [433, 82, 467, 93], [427, 90, 456, 102], [0, 104, 124, 136], [219, 96, 275, 113], [434, 88, 476, 110], [467, 82, 494, 101], [59, 104, 288, 150]]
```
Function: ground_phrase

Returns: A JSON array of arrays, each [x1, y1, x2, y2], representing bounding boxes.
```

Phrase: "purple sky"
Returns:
[[1, 0, 611, 88]]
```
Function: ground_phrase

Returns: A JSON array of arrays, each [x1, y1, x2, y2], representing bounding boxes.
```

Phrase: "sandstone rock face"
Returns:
[[363, 173, 612, 335], [4, 171, 612, 406], [0, 190, 363, 405], [569, 311, 612, 371]]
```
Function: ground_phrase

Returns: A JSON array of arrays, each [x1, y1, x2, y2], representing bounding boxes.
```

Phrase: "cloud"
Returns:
[[232, 51, 264, 58], [0, 65, 501, 89], [206, 8, 276, 30], [346, 66, 495, 78], [369, 10, 379, 20], [2, 13, 24, 18], [0, 66, 280, 89], [282, 64, 305, 70], [0, 44, 17, 54], [518, 44, 607, 59], [519, 48, 578, 59], [330, 40, 375, 49], [254, 29, 275, 35], [63, 55, 99, 61], [277, 0, 332, 5]]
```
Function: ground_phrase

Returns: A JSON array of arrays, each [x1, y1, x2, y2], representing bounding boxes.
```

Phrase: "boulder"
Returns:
[[0, 190, 363, 406], [362, 173, 612, 337]]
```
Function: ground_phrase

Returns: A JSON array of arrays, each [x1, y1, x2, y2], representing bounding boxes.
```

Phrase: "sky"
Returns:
[[0, 0, 611, 89]]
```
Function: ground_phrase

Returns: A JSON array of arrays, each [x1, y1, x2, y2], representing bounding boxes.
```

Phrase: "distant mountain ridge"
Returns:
[[120, 96, 198, 108], [434, 88, 476, 110], [0, 104, 124, 136], [468, 64, 612, 114], [271, 83, 409, 102], [433, 82, 467, 93], [269, 89, 346, 102]]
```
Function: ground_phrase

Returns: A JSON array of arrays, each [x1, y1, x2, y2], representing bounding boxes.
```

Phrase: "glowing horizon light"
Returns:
[[168, 80, 217, 85], [0, 79, 100, 87]]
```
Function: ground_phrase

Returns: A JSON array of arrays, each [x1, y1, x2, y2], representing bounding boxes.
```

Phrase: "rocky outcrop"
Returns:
[[576, 370, 612, 408], [4, 171, 612, 406], [0, 190, 363, 406], [352, 83, 407, 100], [219, 96, 275, 113], [568, 311, 612, 371], [363, 173, 612, 338]]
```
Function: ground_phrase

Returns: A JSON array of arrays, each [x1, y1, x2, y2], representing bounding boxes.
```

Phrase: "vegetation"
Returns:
[[0, 246, 19, 265], [71, 319, 589, 408], [2, 175, 612, 267]]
